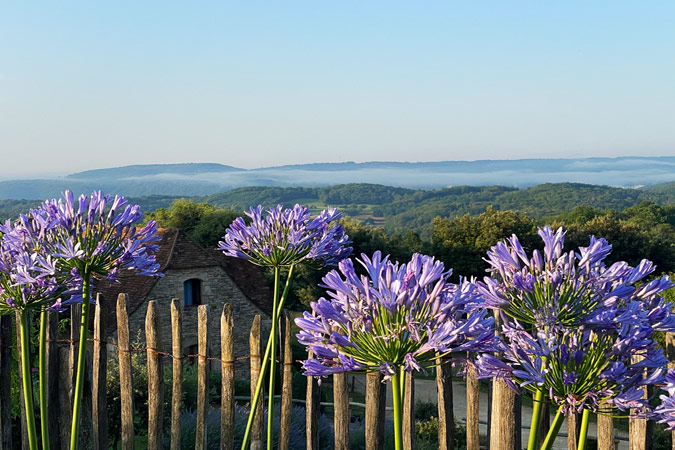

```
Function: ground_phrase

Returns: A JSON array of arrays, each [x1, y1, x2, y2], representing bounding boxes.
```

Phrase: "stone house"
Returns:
[[95, 228, 272, 375]]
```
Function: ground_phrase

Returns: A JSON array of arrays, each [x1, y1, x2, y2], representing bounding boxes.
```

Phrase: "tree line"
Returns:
[[148, 198, 675, 310]]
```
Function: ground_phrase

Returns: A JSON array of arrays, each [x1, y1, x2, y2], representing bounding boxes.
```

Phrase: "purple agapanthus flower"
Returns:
[[218, 204, 351, 267], [39, 190, 163, 283], [475, 226, 675, 417], [654, 370, 675, 430], [296, 251, 498, 381], [0, 208, 79, 314]]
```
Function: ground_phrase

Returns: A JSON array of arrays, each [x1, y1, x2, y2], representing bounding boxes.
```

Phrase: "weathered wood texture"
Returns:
[[279, 311, 293, 450], [628, 354, 652, 450], [16, 312, 28, 450], [333, 327, 350, 450], [306, 350, 321, 450], [195, 305, 209, 450], [221, 304, 235, 450], [490, 378, 517, 450], [403, 373, 415, 450], [365, 372, 387, 450], [92, 298, 108, 450], [0, 315, 12, 450], [250, 315, 263, 450], [466, 362, 480, 450], [170, 299, 183, 450], [146, 301, 164, 450], [597, 413, 614, 450], [117, 293, 135, 450], [567, 413, 580, 450], [436, 356, 454, 450]]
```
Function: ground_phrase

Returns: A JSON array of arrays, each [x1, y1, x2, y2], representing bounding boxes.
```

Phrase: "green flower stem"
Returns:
[[391, 369, 404, 450], [538, 405, 565, 450], [241, 265, 295, 450], [69, 274, 90, 450], [266, 267, 281, 450], [527, 388, 545, 450], [39, 310, 49, 450], [19, 310, 38, 450], [577, 409, 590, 450]]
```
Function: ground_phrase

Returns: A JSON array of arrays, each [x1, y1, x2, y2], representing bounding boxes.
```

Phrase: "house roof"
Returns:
[[94, 228, 272, 335]]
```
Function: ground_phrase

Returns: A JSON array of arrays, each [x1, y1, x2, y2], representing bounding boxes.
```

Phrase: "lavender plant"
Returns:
[[218, 204, 351, 450], [296, 251, 498, 450], [40, 191, 162, 450], [475, 226, 675, 450]]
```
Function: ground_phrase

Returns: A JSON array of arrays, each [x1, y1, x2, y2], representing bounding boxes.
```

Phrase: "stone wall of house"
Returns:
[[123, 265, 271, 378]]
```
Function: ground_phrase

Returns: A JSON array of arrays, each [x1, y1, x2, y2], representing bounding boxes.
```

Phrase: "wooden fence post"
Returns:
[[69, 305, 80, 432], [221, 304, 235, 450], [146, 301, 164, 450], [0, 315, 12, 449], [170, 299, 183, 450], [279, 311, 293, 450], [45, 312, 61, 450], [333, 327, 350, 450], [58, 345, 71, 449], [436, 356, 454, 450], [334, 369, 350, 450], [365, 372, 386, 450], [306, 350, 321, 450], [69, 304, 92, 447], [16, 311, 28, 450], [567, 413, 580, 450], [403, 372, 415, 449], [117, 293, 134, 450], [466, 362, 480, 450], [490, 379, 517, 450], [92, 297, 108, 450], [250, 315, 263, 450], [195, 305, 209, 450], [629, 354, 652, 450], [536, 402, 550, 449], [490, 310, 517, 450], [597, 413, 614, 450]]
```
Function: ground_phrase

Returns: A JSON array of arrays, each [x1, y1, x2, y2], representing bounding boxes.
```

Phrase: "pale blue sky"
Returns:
[[1, 1, 674, 176]]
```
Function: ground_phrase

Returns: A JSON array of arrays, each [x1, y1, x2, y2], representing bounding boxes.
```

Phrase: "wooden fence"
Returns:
[[0, 293, 669, 450]]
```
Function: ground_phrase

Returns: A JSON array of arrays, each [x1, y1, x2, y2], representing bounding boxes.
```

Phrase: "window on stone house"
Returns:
[[183, 278, 202, 307]]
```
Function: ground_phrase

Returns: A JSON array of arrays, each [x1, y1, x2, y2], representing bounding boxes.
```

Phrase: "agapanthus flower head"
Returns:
[[654, 370, 675, 430], [218, 204, 351, 267], [476, 226, 661, 329], [296, 251, 498, 381], [476, 320, 669, 416], [475, 225, 675, 418], [39, 191, 162, 282], [0, 208, 79, 314]]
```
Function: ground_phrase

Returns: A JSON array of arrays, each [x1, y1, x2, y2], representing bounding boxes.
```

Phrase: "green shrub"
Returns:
[[414, 416, 468, 450], [414, 400, 437, 421]]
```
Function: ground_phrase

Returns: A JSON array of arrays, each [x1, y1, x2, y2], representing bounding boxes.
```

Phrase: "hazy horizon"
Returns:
[[2, 2, 674, 177], [1, 154, 674, 180]]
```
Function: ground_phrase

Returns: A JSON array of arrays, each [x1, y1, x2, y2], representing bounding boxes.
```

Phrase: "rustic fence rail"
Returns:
[[0, 293, 669, 449]]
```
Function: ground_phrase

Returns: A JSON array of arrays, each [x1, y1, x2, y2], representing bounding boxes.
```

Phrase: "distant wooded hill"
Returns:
[[1, 157, 674, 199], [1, 182, 674, 235]]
